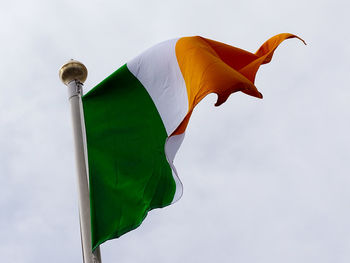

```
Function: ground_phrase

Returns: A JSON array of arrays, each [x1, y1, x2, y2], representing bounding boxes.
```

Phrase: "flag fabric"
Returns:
[[82, 33, 304, 250]]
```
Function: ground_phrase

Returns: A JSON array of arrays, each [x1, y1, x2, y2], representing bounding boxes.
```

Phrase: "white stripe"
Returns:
[[126, 38, 188, 136], [165, 133, 185, 203], [127, 39, 188, 203]]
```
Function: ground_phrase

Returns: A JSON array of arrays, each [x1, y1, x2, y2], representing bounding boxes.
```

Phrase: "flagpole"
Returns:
[[59, 60, 102, 263]]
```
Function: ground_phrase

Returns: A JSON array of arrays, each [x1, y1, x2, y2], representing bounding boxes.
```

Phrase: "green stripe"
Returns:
[[82, 64, 176, 250]]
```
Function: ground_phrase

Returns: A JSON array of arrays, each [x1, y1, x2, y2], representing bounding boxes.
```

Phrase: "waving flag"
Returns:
[[82, 33, 305, 249]]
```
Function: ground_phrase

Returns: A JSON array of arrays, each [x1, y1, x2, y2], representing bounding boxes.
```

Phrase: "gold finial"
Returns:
[[59, 59, 88, 85]]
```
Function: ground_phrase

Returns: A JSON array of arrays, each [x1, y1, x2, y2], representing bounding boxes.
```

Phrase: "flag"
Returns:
[[82, 33, 304, 250]]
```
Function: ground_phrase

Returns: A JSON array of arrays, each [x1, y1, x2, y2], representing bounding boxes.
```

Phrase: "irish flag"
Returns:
[[82, 33, 304, 250]]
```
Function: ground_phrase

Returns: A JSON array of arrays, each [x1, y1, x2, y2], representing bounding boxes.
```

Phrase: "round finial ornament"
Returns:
[[59, 59, 88, 85]]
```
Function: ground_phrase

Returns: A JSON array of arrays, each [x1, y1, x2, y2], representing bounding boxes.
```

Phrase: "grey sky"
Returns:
[[1, 0, 350, 262]]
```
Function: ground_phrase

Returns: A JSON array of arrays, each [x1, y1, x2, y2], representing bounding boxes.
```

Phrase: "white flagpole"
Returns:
[[59, 60, 102, 263]]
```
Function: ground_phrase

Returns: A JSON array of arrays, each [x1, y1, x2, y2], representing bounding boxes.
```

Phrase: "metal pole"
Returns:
[[59, 60, 102, 263]]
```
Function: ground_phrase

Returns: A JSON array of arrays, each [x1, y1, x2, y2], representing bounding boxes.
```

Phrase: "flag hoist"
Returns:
[[59, 60, 102, 263]]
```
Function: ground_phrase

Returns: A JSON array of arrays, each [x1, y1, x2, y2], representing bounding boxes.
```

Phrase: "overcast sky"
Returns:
[[1, 0, 350, 262]]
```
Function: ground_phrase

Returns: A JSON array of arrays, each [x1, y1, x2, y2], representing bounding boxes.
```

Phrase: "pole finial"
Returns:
[[59, 59, 88, 85]]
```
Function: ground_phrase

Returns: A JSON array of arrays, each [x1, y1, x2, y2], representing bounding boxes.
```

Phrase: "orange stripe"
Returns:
[[173, 33, 305, 135]]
